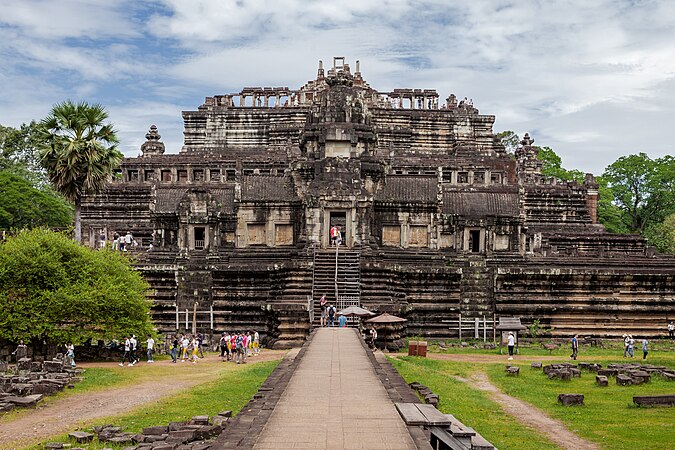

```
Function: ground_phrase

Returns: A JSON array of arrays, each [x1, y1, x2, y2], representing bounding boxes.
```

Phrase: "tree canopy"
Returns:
[[39, 101, 122, 242], [0, 121, 48, 187], [0, 172, 73, 229], [0, 228, 154, 344]]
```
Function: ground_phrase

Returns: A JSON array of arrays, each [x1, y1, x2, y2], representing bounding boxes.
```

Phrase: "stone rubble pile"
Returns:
[[0, 356, 82, 413], [531, 361, 675, 386], [69, 412, 234, 450], [409, 381, 439, 407]]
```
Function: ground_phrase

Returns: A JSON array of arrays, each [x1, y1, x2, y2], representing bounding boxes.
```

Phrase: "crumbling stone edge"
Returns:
[[359, 331, 434, 450], [208, 330, 315, 449]]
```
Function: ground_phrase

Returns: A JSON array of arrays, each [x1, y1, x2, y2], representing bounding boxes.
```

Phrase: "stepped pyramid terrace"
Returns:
[[81, 57, 675, 347]]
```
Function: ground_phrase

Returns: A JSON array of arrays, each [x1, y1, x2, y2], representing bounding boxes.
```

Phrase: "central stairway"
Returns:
[[311, 247, 361, 327]]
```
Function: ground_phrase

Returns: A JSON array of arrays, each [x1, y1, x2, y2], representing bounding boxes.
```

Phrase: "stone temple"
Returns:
[[81, 57, 674, 347]]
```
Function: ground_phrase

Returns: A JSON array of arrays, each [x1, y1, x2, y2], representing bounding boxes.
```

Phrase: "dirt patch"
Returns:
[[428, 352, 567, 363], [0, 351, 286, 449], [461, 372, 599, 450]]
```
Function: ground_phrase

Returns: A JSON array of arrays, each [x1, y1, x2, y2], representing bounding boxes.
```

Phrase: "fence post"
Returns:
[[175, 305, 179, 331], [474, 317, 479, 339], [210, 304, 214, 330], [458, 313, 462, 340], [192, 302, 198, 335], [185, 309, 188, 331], [483, 316, 487, 342]]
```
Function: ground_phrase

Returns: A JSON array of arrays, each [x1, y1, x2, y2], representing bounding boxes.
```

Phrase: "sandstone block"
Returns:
[[558, 394, 584, 406], [142, 425, 168, 435], [190, 415, 209, 425], [217, 410, 233, 417], [43, 361, 64, 373], [617, 374, 632, 386], [531, 362, 542, 369], [17, 358, 32, 371], [596, 375, 608, 386], [69, 431, 94, 443]]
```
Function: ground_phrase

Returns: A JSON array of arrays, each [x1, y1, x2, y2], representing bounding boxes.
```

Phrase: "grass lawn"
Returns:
[[486, 359, 675, 450], [27, 359, 279, 450], [390, 356, 561, 450], [392, 342, 675, 450]]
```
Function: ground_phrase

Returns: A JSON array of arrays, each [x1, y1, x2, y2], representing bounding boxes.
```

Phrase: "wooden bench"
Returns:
[[633, 395, 675, 407], [395, 402, 451, 426]]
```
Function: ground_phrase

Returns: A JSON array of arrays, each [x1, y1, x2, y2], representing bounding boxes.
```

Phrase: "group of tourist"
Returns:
[[217, 331, 260, 364], [319, 294, 350, 328], [167, 333, 205, 364], [119, 334, 155, 366], [622, 334, 650, 360]]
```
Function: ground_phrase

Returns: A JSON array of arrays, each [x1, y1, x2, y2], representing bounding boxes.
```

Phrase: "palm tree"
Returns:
[[39, 100, 122, 242]]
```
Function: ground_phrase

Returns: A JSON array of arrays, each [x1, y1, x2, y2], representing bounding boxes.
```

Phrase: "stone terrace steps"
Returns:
[[311, 249, 361, 327]]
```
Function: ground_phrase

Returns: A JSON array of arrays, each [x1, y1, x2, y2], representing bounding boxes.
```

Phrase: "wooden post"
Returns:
[[458, 313, 462, 340], [493, 315, 497, 343], [185, 309, 188, 330], [474, 317, 479, 339], [192, 302, 198, 335]]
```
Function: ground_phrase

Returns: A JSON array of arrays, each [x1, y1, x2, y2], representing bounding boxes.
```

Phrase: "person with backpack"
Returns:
[[327, 304, 336, 327], [570, 334, 578, 360], [235, 333, 247, 364], [219, 332, 228, 358]]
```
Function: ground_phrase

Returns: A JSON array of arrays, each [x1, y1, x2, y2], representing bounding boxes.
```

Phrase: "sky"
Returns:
[[1, 0, 674, 175]]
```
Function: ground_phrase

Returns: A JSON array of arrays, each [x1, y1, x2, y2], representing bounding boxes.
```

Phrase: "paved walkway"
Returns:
[[253, 327, 417, 449]]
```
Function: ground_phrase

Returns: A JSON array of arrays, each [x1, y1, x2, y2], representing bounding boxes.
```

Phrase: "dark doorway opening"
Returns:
[[330, 212, 347, 229], [469, 230, 481, 253], [194, 227, 205, 249]]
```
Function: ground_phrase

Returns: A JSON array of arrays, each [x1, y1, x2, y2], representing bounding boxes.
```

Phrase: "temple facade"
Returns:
[[81, 57, 674, 346]]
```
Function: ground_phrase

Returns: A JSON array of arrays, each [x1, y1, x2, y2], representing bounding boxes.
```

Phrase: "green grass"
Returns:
[[390, 356, 561, 450], [486, 360, 675, 450], [28, 360, 279, 450]]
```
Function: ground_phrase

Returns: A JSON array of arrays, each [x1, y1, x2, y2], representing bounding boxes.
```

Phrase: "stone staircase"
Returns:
[[459, 256, 494, 318], [311, 248, 361, 327]]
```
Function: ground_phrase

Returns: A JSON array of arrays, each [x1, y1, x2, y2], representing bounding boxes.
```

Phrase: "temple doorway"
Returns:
[[325, 210, 349, 248]]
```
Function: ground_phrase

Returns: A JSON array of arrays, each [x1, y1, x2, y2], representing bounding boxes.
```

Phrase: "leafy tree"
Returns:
[[643, 213, 675, 254], [39, 101, 123, 242], [536, 146, 585, 182], [496, 130, 520, 154], [0, 121, 48, 187], [0, 171, 73, 229], [602, 153, 674, 233], [0, 228, 154, 344]]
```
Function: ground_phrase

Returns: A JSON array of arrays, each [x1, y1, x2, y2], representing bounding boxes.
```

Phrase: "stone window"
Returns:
[[407, 170, 419, 175], [491, 172, 502, 184], [144, 170, 155, 182], [177, 170, 188, 182], [408, 225, 428, 247], [458, 172, 469, 184], [395, 170, 403, 175], [226, 169, 236, 181], [193, 169, 204, 181], [127, 169, 139, 182], [473, 171, 485, 184], [161, 170, 172, 182], [274, 224, 294, 246], [382, 225, 401, 247], [113, 168, 123, 181], [466, 229, 482, 253], [210, 169, 221, 181], [247, 224, 266, 245], [442, 168, 452, 181]]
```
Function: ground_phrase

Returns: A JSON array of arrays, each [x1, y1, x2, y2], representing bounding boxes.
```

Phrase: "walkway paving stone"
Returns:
[[252, 327, 418, 449]]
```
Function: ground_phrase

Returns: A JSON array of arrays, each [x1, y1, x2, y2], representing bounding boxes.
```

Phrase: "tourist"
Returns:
[[339, 314, 347, 328], [190, 335, 200, 363], [668, 322, 674, 340], [330, 224, 339, 246], [570, 334, 578, 360], [219, 332, 228, 358], [253, 330, 260, 356], [368, 326, 377, 349], [65, 343, 76, 368], [124, 231, 133, 252], [119, 336, 133, 366], [99, 231, 106, 249], [230, 333, 237, 361], [146, 334, 155, 363], [114, 233, 121, 251], [235, 333, 247, 364], [623, 334, 630, 357], [170, 335, 179, 363], [507, 331, 515, 360], [129, 335, 138, 364], [180, 334, 190, 361], [196, 332, 204, 358], [642, 338, 649, 360], [319, 294, 327, 327], [627, 335, 635, 358], [336, 229, 343, 246], [11, 340, 28, 362], [327, 304, 337, 327]]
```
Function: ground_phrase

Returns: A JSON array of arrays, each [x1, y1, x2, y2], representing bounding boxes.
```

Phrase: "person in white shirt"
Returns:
[[146, 335, 155, 363], [507, 331, 515, 360], [181, 335, 190, 361]]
